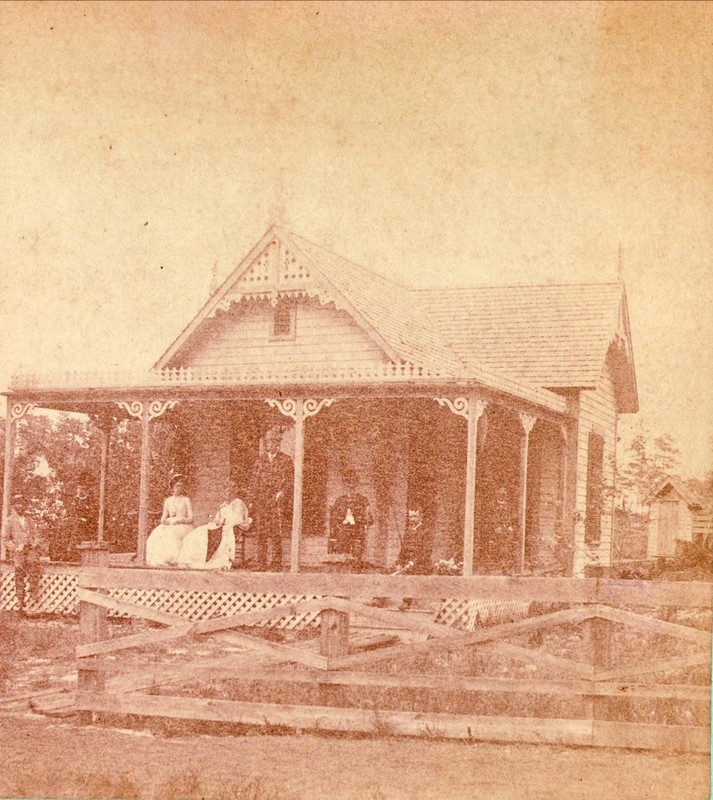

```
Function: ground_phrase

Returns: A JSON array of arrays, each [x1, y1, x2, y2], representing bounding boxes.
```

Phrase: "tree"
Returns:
[[617, 428, 681, 511], [1, 411, 182, 559]]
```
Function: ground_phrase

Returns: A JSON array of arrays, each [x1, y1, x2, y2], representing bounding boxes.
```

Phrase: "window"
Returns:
[[270, 301, 295, 340], [584, 430, 604, 543]]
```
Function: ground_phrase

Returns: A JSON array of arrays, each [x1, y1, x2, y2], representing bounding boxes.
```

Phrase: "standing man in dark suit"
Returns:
[[249, 428, 293, 571]]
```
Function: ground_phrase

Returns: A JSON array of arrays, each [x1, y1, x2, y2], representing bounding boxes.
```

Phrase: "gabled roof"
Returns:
[[154, 225, 462, 379], [152, 225, 637, 415], [645, 476, 704, 508], [416, 282, 638, 412], [285, 231, 465, 376]]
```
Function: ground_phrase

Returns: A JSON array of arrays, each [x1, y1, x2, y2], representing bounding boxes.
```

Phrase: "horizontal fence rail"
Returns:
[[64, 567, 713, 752], [6, 560, 709, 753]]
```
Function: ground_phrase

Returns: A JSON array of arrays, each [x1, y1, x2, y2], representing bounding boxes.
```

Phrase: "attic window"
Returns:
[[270, 301, 295, 340]]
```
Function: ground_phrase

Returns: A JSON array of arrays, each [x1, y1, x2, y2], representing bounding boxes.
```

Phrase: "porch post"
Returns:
[[559, 424, 570, 574], [463, 395, 487, 577], [137, 403, 151, 564], [291, 398, 305, 573], [96, 413, 112, 545], [116, 400, 178, 565], [435, 396, 486, 577], [267, 397, 335, 573], [0, 411, 15, 561], [518, 412, 537, 573]]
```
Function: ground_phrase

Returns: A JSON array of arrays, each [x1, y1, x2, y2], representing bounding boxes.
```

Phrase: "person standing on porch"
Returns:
[[379, 505, 432, 611], [5, 495, 47, 615], [248, 428, 293, 571]]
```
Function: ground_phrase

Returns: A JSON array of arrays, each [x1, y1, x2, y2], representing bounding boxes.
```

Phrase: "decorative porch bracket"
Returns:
[[435, 396, 469, 419], [266, 398, 335, 573], [10, 402, 36, 421], [115, 399, 180, 564], [518, 412, 537, 574], [436, 395, 487, 576], [1, 403, 36, 559]]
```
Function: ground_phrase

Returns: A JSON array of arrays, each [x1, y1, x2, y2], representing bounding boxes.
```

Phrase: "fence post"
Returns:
[[320, 608, 350, 658], [585, 583, 612, 741], [319, 607, 350, 709], [77, 542, 110, 723]]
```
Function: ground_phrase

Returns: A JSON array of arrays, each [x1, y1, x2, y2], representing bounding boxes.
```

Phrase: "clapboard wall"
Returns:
[[572, 357, 618, 576], [177, 297, 389, 372]]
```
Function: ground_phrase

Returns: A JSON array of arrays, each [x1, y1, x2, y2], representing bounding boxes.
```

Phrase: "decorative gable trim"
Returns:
[[156, 225, 405, 369]]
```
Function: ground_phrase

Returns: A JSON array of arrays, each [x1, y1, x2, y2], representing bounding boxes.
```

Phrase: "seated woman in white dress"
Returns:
[[146, 475, 194, 567], [178, 493, 251, 570]]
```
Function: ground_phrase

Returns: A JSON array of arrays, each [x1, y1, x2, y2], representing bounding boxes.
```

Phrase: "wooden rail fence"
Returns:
[[73, 552, 712, 753]]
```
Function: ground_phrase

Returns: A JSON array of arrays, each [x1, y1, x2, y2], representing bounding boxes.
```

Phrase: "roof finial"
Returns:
[[617, 242, 624, 284]]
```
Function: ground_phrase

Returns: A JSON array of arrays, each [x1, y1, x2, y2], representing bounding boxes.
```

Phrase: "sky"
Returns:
[[0, 1, 711, 476]]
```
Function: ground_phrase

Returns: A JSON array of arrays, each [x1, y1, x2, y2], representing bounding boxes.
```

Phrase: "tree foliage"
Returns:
[[617, 428, 682, 510], [1, 411, 178, 560]]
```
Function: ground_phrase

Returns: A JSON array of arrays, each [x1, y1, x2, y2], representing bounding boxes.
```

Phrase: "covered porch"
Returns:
[[1, 366, 575, 578]]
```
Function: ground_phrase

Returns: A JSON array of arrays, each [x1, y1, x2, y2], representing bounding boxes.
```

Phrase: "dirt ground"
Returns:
[[0, 711, 710, 800]]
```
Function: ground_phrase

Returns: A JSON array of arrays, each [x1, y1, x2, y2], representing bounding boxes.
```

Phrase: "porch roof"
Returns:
[[5, 362, 570, 415]]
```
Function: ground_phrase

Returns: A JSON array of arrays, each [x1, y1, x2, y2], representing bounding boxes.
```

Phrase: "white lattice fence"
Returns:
[[0, 565, 320, 628], [106, 587, 322, 629], [435, 597, 531, 631], [0, 568, 79, 615], [2, 565, 530, 631]]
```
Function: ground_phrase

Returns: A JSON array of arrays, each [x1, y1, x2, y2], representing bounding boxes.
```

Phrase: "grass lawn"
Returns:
[[0, 712, 710, 800], [0, 609, 709, 799]]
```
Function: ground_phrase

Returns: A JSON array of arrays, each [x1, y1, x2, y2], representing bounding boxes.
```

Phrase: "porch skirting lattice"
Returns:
[[0, 565, 530, 630]]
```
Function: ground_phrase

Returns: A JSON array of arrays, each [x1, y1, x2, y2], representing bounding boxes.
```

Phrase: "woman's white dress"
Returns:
[[146, 495, 194, 567], [178, 498, 250, 570]]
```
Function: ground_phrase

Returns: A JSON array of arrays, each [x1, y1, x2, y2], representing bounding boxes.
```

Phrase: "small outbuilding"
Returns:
[[646, 477, 710, 559]]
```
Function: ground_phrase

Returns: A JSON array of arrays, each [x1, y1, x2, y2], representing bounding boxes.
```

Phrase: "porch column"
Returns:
[[518, 412, 537, 574], [559, 424, 571, 574], [1, 411, 14, 561], [267, 398, 334, 573], [137, 403, 151, 563], [436, 395, 487, 577], [1, 403, 34, 560], [117, 400, 178, 565], [291, 399, 305, 573]]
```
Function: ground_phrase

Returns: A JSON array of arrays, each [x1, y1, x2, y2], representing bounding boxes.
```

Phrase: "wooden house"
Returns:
[[1, 225, 638, 577], [646, 477, 709, 559]]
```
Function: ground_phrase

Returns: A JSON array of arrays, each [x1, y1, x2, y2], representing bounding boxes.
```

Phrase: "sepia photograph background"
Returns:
[[0, 1, 711, 481]]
